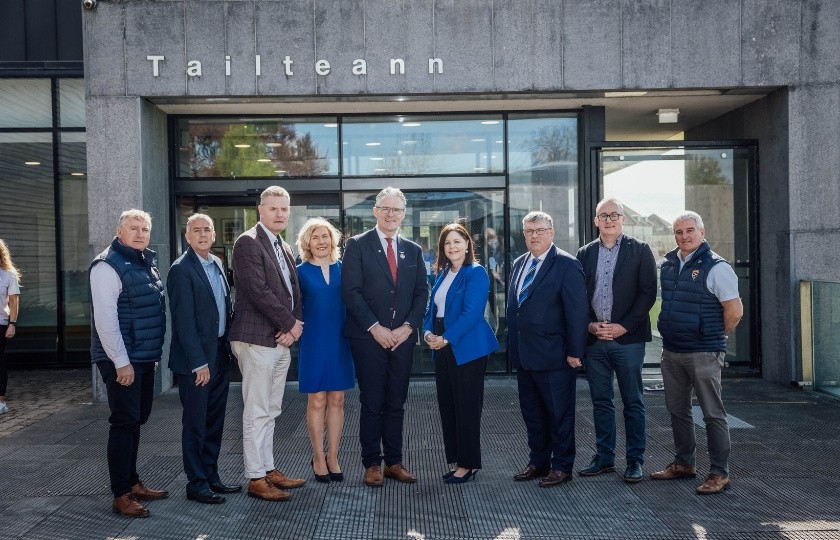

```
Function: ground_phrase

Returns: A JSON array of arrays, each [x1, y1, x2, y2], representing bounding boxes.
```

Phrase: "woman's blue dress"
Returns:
[[296, 261, 355, 393]]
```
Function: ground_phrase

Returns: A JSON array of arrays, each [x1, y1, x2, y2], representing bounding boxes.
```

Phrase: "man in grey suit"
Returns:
[[229, 186, 306, 501], [168, 214, 241, 504]]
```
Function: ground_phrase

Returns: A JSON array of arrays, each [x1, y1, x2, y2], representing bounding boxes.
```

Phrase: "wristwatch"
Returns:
[[8, 321, 15, 326], [442, 337, 448, 345]]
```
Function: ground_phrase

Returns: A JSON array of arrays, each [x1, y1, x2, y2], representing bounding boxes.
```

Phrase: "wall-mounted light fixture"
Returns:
[[657, 109, 680, 123]]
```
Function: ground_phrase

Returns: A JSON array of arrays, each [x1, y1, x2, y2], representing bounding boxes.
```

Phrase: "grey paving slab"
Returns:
[[2, 368, 840, 539]]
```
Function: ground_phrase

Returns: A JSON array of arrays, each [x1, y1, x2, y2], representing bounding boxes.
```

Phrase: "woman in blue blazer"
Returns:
[[424, 223, 499, 484]]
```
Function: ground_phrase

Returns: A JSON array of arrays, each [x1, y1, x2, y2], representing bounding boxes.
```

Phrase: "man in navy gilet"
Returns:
[[90, 209, 168, 517], [651, 211, 743, 495]]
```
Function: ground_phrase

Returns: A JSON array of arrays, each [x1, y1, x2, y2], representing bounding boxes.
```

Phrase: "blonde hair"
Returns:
[[296, 218, 341, 263], [118, 209, 152, 228], [0, 239, 21, 285], [260, 185, 291, 205]]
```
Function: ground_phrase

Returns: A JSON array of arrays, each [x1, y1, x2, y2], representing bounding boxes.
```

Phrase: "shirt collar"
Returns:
[[530, 245, 553, 263], [258, 221, 282, 243], [679, 247, 699, 263], [597, 233, 623, 249], [375, 225, 397, 242]]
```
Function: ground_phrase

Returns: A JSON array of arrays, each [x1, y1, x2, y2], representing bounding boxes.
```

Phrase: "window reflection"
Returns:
[[342, 115, 504, 176], [177, 118, 339, 178]]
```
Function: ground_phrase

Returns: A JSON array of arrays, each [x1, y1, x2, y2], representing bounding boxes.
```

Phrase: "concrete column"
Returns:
[[86, 97, 172, 402]]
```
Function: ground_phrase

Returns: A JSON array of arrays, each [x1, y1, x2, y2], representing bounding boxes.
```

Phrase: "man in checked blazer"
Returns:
[[168, 214, 240, 504], [342, 186, 428, 486], [507, 211, 589, 488], [229, 186, 306, 501]]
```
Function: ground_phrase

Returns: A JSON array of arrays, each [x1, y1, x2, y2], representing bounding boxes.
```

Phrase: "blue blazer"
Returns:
[[423, 263, 500, 365], [167, 247, 232, 375], [506, 245, 589, 371], [342, 228, 428, 341]]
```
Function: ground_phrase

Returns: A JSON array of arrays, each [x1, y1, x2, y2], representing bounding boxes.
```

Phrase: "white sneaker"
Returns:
[[0, 401, 8, 414]]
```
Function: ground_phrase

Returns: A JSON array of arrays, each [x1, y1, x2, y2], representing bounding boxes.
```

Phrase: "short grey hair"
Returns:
[[375, 186, 406, 208], [522, 211, 553, 230], [186, 213, 214, 231], [595, 197, 625, 215], [673, 211, 705, 231], [260, 185, 291, 205], [118, 209, 152, 229]]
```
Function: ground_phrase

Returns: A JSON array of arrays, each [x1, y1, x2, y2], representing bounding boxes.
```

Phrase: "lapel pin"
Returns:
[[399, 252, 405, 259]]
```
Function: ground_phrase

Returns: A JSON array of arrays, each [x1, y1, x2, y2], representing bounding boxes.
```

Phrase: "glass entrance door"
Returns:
[[343, 189, 508, 375], [596, 145, 757, 369]]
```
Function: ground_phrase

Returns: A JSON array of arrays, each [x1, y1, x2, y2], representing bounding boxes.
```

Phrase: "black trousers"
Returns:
[[97, 360, 156, 498], [434, 318, 487, 470], [350, 337, 414, 468], [0, 324, 8, 396], [176, 339, 232, 494]]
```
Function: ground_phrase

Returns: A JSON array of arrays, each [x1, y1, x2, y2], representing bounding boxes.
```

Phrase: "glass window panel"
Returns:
[[812, 281, 840, 398], [59, 132, 89, 355], [508, 114, 579, 255], [59, 78, 86, 128], [600, 146, 754, 367], [176, 118, 339, 179], [342, 114, 504, 176], [343, 189, 507, 374], [0, 132, 57, 357], [0, 79, 52, 128]]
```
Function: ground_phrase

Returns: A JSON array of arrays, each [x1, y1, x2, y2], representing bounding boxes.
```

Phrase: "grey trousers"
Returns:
[[661, 349, 730, 477]]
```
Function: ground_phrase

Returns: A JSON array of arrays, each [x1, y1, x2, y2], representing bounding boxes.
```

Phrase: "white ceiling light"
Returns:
[[657, 109, 680, 123]]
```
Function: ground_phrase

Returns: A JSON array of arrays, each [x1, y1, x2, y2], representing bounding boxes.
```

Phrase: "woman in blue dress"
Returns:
[[296, 218, 355, 483]]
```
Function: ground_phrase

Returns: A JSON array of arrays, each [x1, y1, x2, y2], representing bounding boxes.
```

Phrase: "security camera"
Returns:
[[82, 0, 97, 10]]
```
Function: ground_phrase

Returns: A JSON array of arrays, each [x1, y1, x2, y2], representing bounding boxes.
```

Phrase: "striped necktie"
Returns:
[[517, 257, 539, 306]]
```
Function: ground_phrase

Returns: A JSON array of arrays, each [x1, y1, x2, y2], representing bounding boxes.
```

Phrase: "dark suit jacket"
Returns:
[[506, 245, 589, 371], [341, 228, 428, 342], [576, 235, 657, 346], [167, 247, 232, 375], [228, 224, 302, 348]]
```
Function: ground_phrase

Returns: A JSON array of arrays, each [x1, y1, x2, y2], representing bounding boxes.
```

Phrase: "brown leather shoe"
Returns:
[[247, 477, 291, 501], [696, 473, 730, 494], [539, 470, 573, 488], [650, 462, 697, 480], [131, 481, 168, 500], [364, 465, 384, 486], [112, 493, 150, 518], [384, 463, 417, 483], [513, 464, 550, 481], [265, 469, 305, 489]]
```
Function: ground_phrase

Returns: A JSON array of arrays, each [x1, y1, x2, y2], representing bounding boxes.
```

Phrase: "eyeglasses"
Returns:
[[597, 213, 623, 222], [375, 206, 406, 215], [523, 228, 551, 237]]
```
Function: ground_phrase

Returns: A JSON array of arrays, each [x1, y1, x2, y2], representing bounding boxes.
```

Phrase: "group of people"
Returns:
[[88, 186, 742, 519]]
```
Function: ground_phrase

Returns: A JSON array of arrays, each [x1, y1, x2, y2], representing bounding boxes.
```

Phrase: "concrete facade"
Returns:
[[84, 0, 840, 389]]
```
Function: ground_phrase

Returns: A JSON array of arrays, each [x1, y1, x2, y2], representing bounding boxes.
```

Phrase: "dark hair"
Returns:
[[434, 223, 477, 273]]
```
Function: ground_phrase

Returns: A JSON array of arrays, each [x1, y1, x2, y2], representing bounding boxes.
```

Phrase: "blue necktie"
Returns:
[[518, 257, 539, 306]]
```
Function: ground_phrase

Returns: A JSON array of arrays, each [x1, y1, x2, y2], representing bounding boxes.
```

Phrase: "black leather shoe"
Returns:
[[187, 489, 226, 504], [624, 460, 643, 483], [209, 481, 243, 494], [513, 464, 550, 481], [578, 455, 616, 476]]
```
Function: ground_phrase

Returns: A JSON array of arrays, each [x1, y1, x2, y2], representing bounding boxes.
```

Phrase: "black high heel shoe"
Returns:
[[442, 465, 458, 480], [326, 464, 344, 482], [444, 469, 478, 484], [311, 459, 331, 483]]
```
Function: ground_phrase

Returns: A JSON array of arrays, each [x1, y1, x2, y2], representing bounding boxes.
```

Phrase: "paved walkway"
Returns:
[[0, 368, 839, 539]]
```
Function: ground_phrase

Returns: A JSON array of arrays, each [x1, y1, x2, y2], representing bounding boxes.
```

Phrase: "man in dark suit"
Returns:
[[229, 186, 306, 501], [168, 214, 242, 504], [342, 186, 428, 486], [576, 198, 657, 483], [507, 211, 589, 488]]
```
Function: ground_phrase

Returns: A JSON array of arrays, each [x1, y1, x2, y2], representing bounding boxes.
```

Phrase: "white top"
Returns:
[[0, 268, 20, 325], [433, 268, 459, 317], [516, 246, 552, 296], [90, 262, 131, 369], [678, 248, 740, 302]]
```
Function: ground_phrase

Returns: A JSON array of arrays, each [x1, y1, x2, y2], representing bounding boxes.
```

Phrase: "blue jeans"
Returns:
[[584, 340, 646, 463]]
